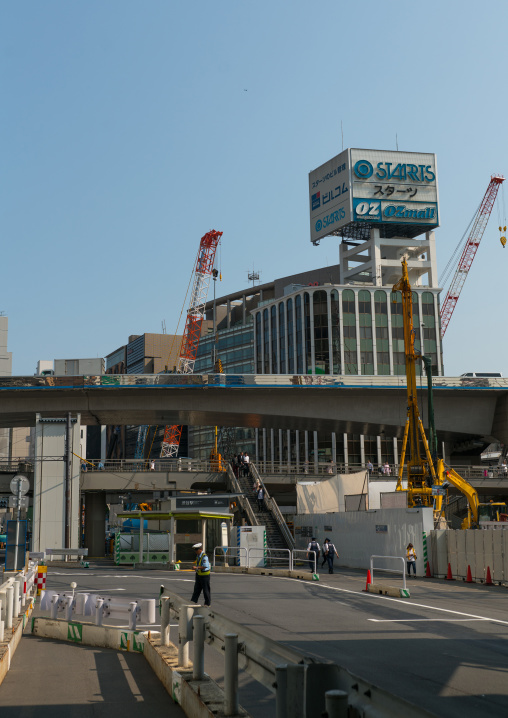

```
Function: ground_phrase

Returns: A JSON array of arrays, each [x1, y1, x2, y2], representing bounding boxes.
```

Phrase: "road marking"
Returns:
[[274, 576, 508, 627], [368, 618, 489, 623]]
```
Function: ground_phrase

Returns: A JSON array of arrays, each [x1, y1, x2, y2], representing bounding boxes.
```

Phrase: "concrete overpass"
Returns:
[[1, 373, 508, 445]]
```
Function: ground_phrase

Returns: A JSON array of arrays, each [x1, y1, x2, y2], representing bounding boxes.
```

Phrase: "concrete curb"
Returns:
[[368, 583, 410, 598], [144, 637, 250, 717], [0, 598, 35, 687], [213, 565, 317, 581], [31, 616, 146, 652]]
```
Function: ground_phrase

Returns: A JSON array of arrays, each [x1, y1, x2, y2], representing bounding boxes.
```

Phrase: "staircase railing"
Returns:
[[251, 463, 295, 550], [226, 464, 259, 527]]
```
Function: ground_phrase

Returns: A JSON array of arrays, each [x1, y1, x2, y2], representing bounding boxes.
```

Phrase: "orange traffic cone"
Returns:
[[425, 561, 432, 578], [466, 565, 473, 583], [486, 566, 493, 585], [364, 569, 372, 592], [445, 563, 455, 580]]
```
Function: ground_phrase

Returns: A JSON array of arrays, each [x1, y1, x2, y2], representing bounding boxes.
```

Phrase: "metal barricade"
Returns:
[[370, 555, 407, 590], [248, 547, 291, 570], [292, 548, 317, 573], [213, 546, 248, 567]]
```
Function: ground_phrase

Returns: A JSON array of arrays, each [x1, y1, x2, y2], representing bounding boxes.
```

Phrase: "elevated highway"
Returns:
[[1, 373, 508, 445]]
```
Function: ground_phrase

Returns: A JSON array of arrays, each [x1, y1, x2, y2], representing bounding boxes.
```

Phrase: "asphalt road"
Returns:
[[34, 565, 508, 717]]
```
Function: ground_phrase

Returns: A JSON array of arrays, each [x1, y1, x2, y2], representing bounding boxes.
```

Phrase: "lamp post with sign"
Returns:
[[6, 474, 29, 571]]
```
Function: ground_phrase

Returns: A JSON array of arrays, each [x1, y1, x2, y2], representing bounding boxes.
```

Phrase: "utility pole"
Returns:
[[65, 413, 72, 547]]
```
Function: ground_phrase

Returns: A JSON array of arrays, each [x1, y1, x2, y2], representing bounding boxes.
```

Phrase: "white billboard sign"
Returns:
[[309, 149, 351, 244], [309, 148, 439, 243]]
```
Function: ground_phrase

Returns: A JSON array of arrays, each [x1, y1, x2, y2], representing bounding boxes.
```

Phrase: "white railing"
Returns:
[[248, 547, 292, 570], [159, 588, 431, 718], [40, 590, 156, 630], [212, 546, 248, 567], [370, 555, 407, 590], [0, 560, 39, 640]]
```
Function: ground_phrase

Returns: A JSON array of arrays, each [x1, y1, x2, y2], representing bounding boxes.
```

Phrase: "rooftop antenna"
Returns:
[[396, 133, 399, 151], [247, 267, 261, 287], [161, 320, 166, 334], [341, 121, 344, 151]]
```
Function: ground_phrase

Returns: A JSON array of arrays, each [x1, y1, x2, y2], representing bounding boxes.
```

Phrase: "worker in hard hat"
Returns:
[[190, 542, 211, 607]]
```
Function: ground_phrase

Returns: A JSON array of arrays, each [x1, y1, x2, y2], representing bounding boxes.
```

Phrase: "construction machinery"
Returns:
[[440, 174, 505, 337], [392, 258, 437, 509], [393, 258, 508, 528]]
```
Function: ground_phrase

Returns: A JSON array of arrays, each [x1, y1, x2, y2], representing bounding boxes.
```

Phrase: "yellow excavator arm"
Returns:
[[436, 458, 479, 529]]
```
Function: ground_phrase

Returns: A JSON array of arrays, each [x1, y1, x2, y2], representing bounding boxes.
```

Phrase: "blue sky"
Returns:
[[2, 1, 507, 375]]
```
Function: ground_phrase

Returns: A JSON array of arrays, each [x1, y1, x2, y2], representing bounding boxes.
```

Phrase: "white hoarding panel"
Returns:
[[309, 150, 351, 243], [309, 148, 439, 242]]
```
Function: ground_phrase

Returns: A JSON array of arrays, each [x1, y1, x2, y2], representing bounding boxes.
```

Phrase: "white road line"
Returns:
[[273, 576, 508, 627], [368, 618, 489, 623]]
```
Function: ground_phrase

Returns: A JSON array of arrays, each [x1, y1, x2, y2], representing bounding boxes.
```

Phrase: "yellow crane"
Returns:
[[392, 258, 438, 510]]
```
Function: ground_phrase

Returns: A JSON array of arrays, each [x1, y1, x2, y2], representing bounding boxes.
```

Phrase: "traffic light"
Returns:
[[0, 497, 8, 509]]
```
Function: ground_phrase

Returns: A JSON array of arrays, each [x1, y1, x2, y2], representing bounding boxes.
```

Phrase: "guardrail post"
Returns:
[[178, 605, 195, 668], [160, 597, 170, 646], [21, 576, 26, 608], [286, 664, 306, 718], [128, 602, 138, 630], [6, 586, 14, 629], [224, 633, 238, 716], [275, 665, 288, 718], [95, 597, 104, 626], [13, 579, 21, 617], [50, 594, 60, 619], [325, 690, 349, 718], [193, 615, 205, 680], [64, 596, 74, 621]]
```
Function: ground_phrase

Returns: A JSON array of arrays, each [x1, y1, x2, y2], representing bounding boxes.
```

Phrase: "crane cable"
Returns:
[[438, 201, 480, 290], [163, 244, 201, 371], [498, 183, 507, 248]]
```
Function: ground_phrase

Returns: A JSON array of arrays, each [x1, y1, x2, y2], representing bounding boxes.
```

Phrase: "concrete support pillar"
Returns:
[[84, 492, 107, 557], [313, 432, 318, 473]]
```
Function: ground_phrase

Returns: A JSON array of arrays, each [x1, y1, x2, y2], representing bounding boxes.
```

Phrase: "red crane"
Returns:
[[440, 175, 505, 338], [160, 229, 223, 458]]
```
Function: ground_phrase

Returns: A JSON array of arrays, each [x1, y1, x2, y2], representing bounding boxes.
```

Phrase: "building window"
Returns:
[[342, 289, 357, 374], [271, 305, 277, 372], [374, 290, 389, 375], [304, 292, 312, 373], [279, 302, 286, 374], [358, 289, 373, 375], [295, 295, 303, 373], [255, 313, 262, 373], [330, 289, 341, 375], [313, 290, 329, 374], [287, 299, 294, 373], [263, 309, 269, 373]]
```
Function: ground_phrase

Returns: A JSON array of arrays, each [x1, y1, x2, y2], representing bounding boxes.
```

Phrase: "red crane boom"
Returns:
[[161, 229, 222, 458], [440, 175, 504, 337]]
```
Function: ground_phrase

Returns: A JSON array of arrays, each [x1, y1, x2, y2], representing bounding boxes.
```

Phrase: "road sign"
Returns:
[[10, 475, 29, 496], [8, 496, 29, 509]]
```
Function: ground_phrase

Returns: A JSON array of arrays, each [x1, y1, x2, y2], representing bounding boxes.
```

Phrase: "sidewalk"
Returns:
[[0, 622, 186, 717]]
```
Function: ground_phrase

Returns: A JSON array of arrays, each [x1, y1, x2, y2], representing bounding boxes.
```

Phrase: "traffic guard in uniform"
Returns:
[[191, 542, 211, 607]]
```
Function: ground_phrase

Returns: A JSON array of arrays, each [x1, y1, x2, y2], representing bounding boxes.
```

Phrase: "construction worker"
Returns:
[[191, 542, 211, 607]]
